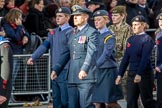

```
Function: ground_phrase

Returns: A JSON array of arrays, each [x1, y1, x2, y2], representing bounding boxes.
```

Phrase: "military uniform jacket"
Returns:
[[0, 43, 13, 97], [95, 29, 117, 69], [32, 24, 73, 82], [109, 22, 132, 63], [156, 29, 162, 70], [53, 24, 98, 83], [118, 33, 154, 77]]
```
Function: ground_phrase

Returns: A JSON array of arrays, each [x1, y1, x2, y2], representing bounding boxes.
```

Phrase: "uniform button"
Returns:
[[74, 51, 76, 53], [73, 45, 75, 47], [74, 39, 77, 41]]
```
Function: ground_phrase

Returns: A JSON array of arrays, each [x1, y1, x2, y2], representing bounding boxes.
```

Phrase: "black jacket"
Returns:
[[24, 8, 48, 37]]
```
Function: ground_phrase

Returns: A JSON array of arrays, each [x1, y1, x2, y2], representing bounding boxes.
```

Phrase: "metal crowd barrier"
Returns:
[[9, 53, 51, 106]]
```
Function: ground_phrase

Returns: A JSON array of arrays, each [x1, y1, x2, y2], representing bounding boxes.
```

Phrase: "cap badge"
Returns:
[[97, 11, 100, 15], [58, 8, 62, 12], [135, 17, 139, 21], [72, 6, 77, 12]]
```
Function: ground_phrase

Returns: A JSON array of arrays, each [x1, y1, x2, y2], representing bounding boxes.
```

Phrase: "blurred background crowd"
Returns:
[[0, 0, 161, 38]]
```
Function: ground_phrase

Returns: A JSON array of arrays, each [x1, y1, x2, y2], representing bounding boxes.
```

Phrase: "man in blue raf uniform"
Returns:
[[51, 5, 98, 108], [155, 13, 162, 108], [115, 15, 155, 108], [27, 7, 72, 108]]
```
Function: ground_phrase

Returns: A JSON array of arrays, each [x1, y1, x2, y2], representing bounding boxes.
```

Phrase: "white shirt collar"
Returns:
[[99, 26, 108, 34], [59, 23, 70, 31], [77, 23, 87, 31]]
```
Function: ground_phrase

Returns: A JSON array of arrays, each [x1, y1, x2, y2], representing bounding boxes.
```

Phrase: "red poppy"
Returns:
[[50, 30, 55, 35], [127, 42, 131, 48], [3, 80, 7, 84], [156, 40, 160, 45]]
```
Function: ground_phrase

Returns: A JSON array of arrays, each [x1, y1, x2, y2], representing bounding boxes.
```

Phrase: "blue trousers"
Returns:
[[68, 83, 95, 108], [52, 80, 68, 108]]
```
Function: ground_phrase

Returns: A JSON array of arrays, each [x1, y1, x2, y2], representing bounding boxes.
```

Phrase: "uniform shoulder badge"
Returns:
[[104, 35, 112, 44]]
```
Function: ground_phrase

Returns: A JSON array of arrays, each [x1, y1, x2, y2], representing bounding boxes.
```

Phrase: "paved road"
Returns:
[[8, 99, 127, 108]]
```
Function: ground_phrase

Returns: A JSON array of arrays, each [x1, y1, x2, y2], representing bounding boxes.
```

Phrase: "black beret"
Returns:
[[56, 7, 71, 15], [131, 15, 146, 23], [71, 5, 91, 15], [93, 10, 108, 17]]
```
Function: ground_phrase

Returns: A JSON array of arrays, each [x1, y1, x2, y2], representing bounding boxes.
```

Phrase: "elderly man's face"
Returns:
[[73, 14, 88, 27]]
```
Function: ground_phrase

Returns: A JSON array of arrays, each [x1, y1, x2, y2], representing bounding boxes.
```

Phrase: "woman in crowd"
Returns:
[[2, 8, 29, 102], [24, 0, 49, 37]]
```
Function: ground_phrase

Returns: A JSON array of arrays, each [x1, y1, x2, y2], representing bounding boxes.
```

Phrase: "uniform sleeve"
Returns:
[[81, 30, 98, 72], [0, 43, 13, 96], [137, 37, 154, 75], [118, 42, 130, 77], [96, 36, 115, 67], [31, 33, 51, 61], [123, 26, 132, 51]]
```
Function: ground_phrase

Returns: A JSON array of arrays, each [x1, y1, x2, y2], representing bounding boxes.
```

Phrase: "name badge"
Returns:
[[78, 36, 86, 44]]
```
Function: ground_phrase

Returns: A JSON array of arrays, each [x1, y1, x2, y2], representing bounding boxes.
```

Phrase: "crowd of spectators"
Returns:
[[0, 0, 161, 39]]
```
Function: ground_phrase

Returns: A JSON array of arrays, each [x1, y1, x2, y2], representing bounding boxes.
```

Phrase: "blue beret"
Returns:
[[93, 10, 108, 17], [56, 7, 71, 15], [71, 5, 91, 15]]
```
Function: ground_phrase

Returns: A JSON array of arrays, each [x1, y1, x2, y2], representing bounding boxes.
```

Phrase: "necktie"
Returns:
[[59, 27, 61, 31]]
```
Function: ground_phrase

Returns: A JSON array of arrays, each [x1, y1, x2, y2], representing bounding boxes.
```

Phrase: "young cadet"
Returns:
[[0, 41, 13, 108], [27, 7, 72, 108], [155, 13, 162, 108], [91, 10, 123, 108], [51, 5, 98, 108], [115, 15, 155, 108]]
